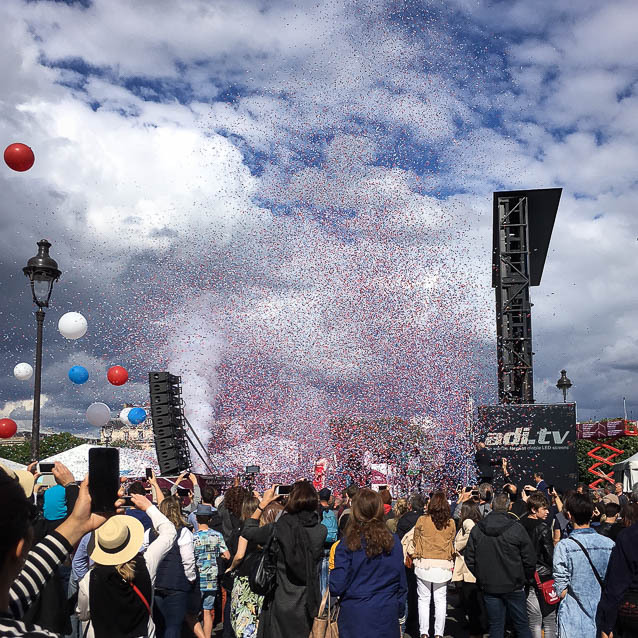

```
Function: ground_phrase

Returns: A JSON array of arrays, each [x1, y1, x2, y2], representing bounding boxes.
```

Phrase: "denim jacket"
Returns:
[[553, 527, 614, 637]]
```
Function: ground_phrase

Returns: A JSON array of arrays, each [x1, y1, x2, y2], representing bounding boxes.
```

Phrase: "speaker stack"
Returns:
[[148, 372, 192, 475]]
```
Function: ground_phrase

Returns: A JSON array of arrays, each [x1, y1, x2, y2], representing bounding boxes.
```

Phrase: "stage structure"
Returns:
[[478, 403, 577, 492], [492, 188, 562, 403]]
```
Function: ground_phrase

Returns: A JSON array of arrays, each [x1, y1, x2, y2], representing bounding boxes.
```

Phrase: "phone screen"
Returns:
[[89, 448, 119, 513], [276, 485, 292, 496], [177, 487, 190, 497], [39, 462, 55, 473], [145, 467, 153, 480]]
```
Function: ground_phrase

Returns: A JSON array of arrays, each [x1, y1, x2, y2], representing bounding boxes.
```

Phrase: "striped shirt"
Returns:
[[0, 531, 72, 637]]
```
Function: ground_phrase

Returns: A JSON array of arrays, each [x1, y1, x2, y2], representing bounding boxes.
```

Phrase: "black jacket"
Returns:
[[396, 510, 423, 540], [465, 511, 536, 594], [521, 517, 553, 579], [475, 448, 493, 480]]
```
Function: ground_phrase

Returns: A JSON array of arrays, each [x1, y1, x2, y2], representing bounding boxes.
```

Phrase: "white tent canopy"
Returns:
[[0, 456, 27, 471], [40, 444, 159, 478], [612, 451, 638, 491]]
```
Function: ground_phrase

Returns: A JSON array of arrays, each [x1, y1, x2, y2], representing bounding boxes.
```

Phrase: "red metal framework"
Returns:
[[586, 422, 638, 488], [587, 440, 625, 488]]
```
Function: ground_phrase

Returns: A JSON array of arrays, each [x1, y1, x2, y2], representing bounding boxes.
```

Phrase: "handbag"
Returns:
[[310, 588, 339, 638], [534, 571, 559, 606], [248, 526, 278, 596]]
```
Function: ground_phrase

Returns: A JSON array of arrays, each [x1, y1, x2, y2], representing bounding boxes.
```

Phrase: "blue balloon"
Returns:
[[68, 365, 89, 385], [128, 407, 146, 425]]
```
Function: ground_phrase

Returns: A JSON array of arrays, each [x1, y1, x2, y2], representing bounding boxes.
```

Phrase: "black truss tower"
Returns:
[[492, 188, 562, 404]]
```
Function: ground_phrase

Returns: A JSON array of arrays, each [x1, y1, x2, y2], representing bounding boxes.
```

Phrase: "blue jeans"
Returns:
[[154, 589, 189, 638], [320, 553, 330, 596], [483, 589, 532, 638]]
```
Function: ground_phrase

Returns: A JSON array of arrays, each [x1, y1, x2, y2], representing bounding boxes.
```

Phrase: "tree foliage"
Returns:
[[0, 432, 85, 465]]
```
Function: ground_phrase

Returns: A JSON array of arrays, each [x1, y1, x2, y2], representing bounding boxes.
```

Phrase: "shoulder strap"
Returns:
[[129, 582, 152, 616], [570, 537, 603, 587]]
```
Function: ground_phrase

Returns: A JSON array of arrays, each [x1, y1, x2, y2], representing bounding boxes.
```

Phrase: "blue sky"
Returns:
[[2, 0, 638, 467]]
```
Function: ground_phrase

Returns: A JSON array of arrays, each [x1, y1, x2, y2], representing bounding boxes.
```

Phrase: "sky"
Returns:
[[1, 0, 638, 472]]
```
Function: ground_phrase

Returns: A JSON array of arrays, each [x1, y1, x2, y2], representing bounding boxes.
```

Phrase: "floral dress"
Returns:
[[231, 574, 263, 638]]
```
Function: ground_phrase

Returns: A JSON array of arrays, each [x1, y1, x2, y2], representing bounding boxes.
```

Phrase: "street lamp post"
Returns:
[[23, 240, 61, 461], [556, 369, 573, 403]]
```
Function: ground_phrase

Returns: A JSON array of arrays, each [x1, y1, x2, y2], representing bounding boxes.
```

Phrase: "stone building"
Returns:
[[100, 404, 155, 451]]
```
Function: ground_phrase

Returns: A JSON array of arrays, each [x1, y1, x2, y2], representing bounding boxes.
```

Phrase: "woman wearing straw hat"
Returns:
[[77, 492, 177, 638]]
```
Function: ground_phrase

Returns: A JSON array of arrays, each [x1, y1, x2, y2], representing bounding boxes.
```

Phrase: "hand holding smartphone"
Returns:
[[275, 484, 292, 497], [88, 448, 119, 513]]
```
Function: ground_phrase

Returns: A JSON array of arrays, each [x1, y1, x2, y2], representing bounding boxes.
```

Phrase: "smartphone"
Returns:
[[275, 484, 292, 496], [471, 490, 479, 498], [245, 465, 260, 474], [548, 484, 555, 494], [89, 448, 119, 513], [464, 486, 473, 493], [121, 495, 134, 508], [177, 487, 190, 497], [456, 483, 463, 492], [145, 467, 153, 480], [39, 462, 55, 473]]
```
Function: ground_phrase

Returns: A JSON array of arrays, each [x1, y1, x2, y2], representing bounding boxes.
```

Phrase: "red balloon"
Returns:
[[0, 418, 17, 439], [107, 365, 129, 386], [4, 143, 35, 172]]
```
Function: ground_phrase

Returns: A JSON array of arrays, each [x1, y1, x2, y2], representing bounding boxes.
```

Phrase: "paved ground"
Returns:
[[405, 586, 475, 638], [210, 585, 478, 637]]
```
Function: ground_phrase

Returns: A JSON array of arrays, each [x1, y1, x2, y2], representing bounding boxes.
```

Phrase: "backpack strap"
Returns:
[[570, 537, 604, 588]]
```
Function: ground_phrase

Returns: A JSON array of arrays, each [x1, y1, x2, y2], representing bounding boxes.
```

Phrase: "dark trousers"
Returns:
[[222, 587, 235, 638], [483, 589, 531, 638], [460, 582, 486, 635], [154, 589, 189, 638]]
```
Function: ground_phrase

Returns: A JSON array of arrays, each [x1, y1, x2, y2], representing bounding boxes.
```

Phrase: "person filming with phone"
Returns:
[[77, 490, 177, 638], [241, 481, 327, 638], [0, 464, 126, 637]]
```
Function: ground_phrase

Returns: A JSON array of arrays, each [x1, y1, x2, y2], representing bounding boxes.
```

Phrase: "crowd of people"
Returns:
[[2, 456, 638, 638]]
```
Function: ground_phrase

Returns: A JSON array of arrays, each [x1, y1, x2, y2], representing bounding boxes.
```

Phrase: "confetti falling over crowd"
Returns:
[[2, 1, 510, 484]]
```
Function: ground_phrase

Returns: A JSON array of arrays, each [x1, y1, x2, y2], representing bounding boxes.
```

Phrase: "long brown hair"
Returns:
[[159, 496, 186, 530], [241, 496, 259, 521], [428, 491, 451, 530], [345, 488, 394, 558]]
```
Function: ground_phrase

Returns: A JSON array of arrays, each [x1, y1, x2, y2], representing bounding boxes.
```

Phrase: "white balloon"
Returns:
[[86, 402, 111, 427], [58, 312, 88, 340], [119, 407, 132, 426], [13, 362, 33, 381]]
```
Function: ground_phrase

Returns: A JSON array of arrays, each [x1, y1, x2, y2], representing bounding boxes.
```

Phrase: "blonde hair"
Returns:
[[159, 495, 186, 530], [393, 497, 409, 519], [116, 558, 136, 582]]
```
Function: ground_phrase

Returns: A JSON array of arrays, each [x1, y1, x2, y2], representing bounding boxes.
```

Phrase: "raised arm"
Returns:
[[135, 494, 177, 581]]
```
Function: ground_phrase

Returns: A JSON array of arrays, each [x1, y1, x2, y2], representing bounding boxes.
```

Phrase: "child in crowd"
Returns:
[[193, 503, 231, 638]]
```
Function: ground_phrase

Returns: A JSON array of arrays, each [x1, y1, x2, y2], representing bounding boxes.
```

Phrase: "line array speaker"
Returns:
[[148, 371, 192, 475]]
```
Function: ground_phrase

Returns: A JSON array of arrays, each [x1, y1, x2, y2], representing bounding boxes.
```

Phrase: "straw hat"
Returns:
[[89, 515, 145, 566], [0, 463, 35, 497]]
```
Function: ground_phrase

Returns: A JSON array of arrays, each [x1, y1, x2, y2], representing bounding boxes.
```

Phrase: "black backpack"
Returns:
[[248, 525, 278, 596]]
